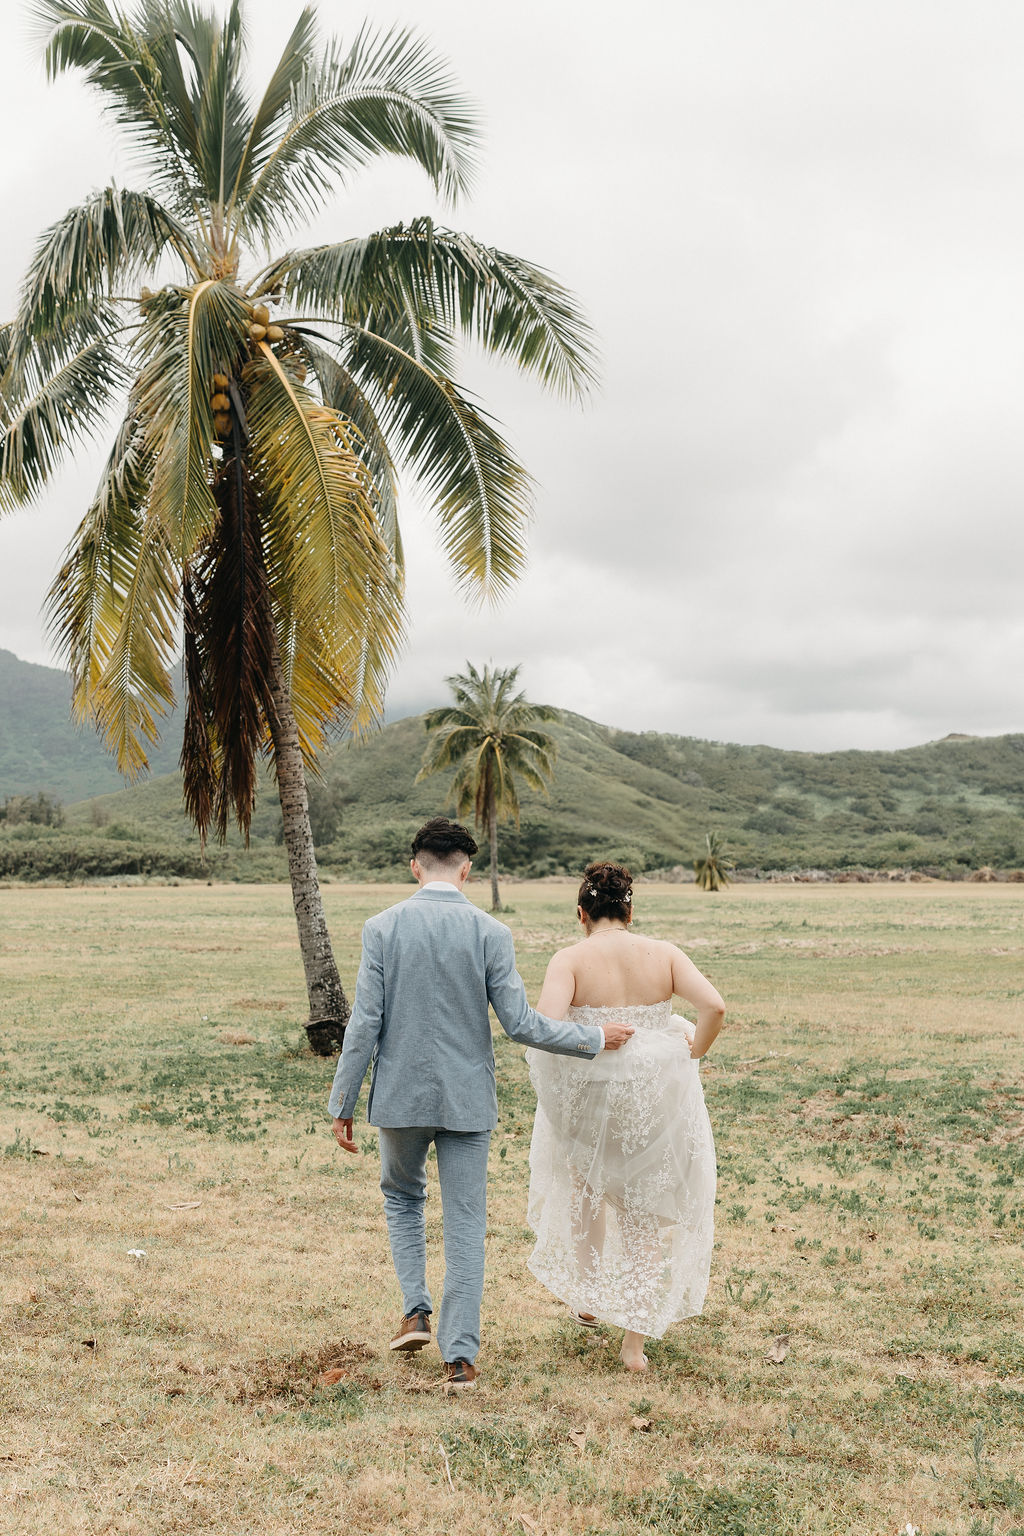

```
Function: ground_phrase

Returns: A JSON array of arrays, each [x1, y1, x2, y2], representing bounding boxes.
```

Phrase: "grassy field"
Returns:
[[1, 880, 1022, 1535]]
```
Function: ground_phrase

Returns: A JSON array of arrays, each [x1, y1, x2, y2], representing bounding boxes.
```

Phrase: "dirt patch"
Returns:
[[225, 1338, 379, 1404]]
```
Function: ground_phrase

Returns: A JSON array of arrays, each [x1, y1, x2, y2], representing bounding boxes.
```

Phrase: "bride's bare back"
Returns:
[[538, 926, 725, 1059]]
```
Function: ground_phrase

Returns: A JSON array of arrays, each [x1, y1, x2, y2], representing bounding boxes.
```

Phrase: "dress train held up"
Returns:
[[526, 1001, 716, 1337]]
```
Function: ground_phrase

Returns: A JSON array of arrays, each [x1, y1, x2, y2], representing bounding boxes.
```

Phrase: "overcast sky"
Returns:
[[2, 0, 1022, 751]]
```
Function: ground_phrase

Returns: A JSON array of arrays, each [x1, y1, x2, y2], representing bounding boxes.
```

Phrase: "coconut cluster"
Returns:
[[209, 294, 311, 443], [248, 301, 285, 344], [210, 373, 232, 438]]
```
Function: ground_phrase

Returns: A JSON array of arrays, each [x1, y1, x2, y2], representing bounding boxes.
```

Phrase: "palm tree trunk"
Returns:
[[265, 635, 350, 1055], [488, 788, 502, 912]]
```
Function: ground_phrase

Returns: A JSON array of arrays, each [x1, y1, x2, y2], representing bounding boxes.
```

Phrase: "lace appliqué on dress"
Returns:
[[525, 1001, 716, 1337]]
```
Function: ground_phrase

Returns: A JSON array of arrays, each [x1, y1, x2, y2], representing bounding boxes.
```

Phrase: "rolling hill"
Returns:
[[0, 648, 183, 801], [1, 709, 1016, 882], [2, 647, 1021, 879]]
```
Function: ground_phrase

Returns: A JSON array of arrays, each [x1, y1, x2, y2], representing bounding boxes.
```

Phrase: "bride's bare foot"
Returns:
[[619, 1331, 648, 1372]]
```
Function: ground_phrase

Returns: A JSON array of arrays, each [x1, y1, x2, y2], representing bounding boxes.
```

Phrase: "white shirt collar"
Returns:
[[419, 879, 463, 891]]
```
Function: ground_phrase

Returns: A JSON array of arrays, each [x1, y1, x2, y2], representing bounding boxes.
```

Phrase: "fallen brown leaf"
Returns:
[[317, 1368, 348, 1387], [630, 1415, 653, 1432], [80, 1338, 97, 1350], [567, 1427, 588, 1452], [518, 1517, 542, 1534], [764, 1334, 790, 1364], [31, 1147, 49, 1156], [165, 1201, 202, 1210]]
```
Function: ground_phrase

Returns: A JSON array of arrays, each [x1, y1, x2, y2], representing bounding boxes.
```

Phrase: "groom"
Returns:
[[329, 816, 634, 1391]]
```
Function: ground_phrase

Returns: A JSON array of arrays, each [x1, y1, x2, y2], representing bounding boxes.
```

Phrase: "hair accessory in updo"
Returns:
[[579, 861, 634, 922]]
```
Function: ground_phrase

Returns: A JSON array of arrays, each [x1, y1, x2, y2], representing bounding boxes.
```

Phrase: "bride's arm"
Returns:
[[537, 950, 577, 1019], [671, 947, 725, 1058]]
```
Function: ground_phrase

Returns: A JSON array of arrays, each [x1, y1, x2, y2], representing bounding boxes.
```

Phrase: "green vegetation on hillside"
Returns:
[[0, 649, 183, 802], [3, 710, 1021, 882]]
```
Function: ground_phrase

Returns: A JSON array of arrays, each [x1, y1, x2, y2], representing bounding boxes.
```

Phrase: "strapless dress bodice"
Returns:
[[566, 999, 674, 1032]]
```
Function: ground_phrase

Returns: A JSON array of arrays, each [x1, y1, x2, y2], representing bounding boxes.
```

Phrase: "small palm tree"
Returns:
[[418, 663, 557, 911], [694, 831, 732, 892], [0, 1, 596, 1050]]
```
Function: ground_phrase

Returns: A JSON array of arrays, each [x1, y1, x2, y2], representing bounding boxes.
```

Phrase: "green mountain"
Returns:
[[4, 708, 1017, 882], [2, 640, 1021, 879], [319, 713, 1023, 874], [0, 648, 183, 802]]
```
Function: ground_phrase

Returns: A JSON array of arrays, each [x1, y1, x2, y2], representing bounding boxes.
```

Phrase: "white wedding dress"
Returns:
[[525, 1001, 716, 1337]]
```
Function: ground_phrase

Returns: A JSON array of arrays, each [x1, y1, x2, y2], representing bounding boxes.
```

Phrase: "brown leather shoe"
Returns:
[[443, 1359, 478, 1392], [389, 1311, 432, 1352]]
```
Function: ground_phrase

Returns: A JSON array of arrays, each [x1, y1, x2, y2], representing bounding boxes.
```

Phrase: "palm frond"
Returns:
[[47, 417, 177, 778], [293, 335, 402, 566], [0, 322, 124, 511], [229, 5, 318, 219], [415, 719, 481, 780], [338, 325, 532, 599], [85, 508, 178, 777], [138, 278, 249, 555], [46, 408, 153, 690], [247, 344, 404, 753], [264, 231, 457, 377], [235, 23, 478, 242], [7, 186, 199, 378], [271, 220, 598, 399], [31, 0, 206, 222], [271, 561, 402, 759], [167, 0, 252, 209]]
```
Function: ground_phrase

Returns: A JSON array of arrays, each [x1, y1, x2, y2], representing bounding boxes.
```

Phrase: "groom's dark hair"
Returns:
[[411, 816, 479, 863]]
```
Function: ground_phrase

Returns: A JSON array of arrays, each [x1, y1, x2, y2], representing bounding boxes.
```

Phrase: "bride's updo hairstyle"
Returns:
[[578, 861, 633, 924]]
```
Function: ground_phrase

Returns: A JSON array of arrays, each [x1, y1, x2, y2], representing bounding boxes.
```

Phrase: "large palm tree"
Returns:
[[417, 662, 558, 911], [0, 1, 596, 1051]]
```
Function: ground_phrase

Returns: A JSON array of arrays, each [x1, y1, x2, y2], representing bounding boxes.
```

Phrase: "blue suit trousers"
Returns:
[[377, 1126, 492, 1365]]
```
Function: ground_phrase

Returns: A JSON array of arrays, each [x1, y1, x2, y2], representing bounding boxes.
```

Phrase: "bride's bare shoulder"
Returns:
[[545, 944, 581, 971], [641, 934, 679, 955]]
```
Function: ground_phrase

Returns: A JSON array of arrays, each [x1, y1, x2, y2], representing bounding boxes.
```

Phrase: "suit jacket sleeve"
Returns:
[[486, 927, 602, 1058], [327, 921, 385, 1119]]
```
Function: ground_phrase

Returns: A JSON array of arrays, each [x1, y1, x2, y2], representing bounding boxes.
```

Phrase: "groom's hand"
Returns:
[[601, 1022, 636, 1051], [332, 1116, 359, 1153]]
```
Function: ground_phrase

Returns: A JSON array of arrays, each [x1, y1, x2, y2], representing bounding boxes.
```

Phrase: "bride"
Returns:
[[525, 862, 724, 1372]]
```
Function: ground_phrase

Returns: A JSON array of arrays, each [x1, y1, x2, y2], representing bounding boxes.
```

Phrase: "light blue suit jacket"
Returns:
[[327, 886, 602, 1131]]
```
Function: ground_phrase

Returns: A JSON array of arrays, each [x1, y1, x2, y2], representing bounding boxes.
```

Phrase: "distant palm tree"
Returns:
[[694, 831, 732, 892], [0, 0, 596, 1051], [418, 663, 558, 910]]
